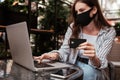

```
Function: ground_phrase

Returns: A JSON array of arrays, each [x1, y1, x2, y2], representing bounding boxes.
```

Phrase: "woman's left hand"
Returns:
[[77, 42, 101, 67], [77, 42, 96, 59]]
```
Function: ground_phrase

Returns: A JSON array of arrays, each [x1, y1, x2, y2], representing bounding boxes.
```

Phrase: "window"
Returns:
[[99, 0, 120, 19]]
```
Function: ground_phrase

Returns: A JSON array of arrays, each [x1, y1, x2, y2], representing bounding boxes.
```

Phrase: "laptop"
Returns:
[[6, 21, 71, 72]]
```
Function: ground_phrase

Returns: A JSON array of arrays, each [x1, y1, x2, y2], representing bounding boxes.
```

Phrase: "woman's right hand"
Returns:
[[33, 52, 59, 63]]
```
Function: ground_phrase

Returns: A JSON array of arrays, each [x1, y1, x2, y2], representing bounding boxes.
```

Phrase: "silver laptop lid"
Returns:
[[6, 22, 35, 71], [6, 22, 71, 71]]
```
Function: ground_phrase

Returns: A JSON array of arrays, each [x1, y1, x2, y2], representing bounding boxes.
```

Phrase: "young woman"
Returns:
[[34, 0, 116, 80]]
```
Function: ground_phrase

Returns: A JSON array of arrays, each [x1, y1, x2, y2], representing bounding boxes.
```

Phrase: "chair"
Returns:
[[108, 62, 115, 80], [108, 41, 120, 61], [107, 41, 120, 80]]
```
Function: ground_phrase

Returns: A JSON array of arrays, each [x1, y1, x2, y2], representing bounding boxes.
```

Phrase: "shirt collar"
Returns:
[[98, 26, 110, 36]]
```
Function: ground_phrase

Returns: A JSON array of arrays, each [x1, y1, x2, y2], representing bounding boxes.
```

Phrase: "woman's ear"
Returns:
[[90, 7, 97, 17], [93, 7, 97, 14]]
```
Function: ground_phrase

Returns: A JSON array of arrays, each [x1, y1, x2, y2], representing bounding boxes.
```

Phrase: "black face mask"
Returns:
[[75, 8, 95, 27]]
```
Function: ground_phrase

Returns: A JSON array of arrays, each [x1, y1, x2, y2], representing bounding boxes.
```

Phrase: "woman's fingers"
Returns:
[[33, 56, 41, 63], [84, 50, 95, 54], [80, 42, 93, 46], [77, 45, 95, 50], [33, 53, 58, 63], [77, 42, 94, 50], [83, 50, 96, 57], [33, 53, 48, 63], [77, 42, 96, 58]]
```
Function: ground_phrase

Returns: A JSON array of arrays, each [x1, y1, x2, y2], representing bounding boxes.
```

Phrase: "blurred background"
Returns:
[[0, 0, 120, 79], [0, 0, 120, 56]]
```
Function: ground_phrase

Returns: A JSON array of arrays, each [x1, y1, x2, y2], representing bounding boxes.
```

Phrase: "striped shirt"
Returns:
[[51, 24, 116, 69]]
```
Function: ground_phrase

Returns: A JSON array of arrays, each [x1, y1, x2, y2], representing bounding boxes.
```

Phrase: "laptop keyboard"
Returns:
[[34, 61, 53, 68]]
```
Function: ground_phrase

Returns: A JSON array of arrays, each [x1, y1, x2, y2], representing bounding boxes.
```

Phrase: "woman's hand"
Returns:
[[33, 53, 59, 63], [77, 42, 101, 67], [77, 42, 96, 58]]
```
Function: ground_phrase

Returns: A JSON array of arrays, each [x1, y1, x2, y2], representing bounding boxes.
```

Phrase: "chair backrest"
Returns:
[[107, 41, 120, 61]]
